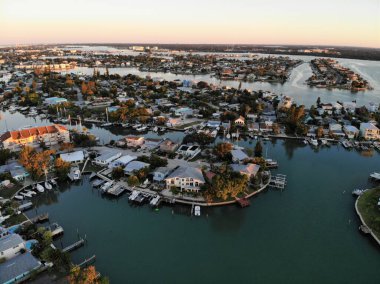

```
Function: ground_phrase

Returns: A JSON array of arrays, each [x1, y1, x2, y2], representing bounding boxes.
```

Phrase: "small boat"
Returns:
[[369, 172, 380, 181], [310, 139, 319, 147], [14, 195, 24, 200], [50, 179, 57, 186], [26, 190, 37, 196], [136, 125, 147, 132], [36, 184, 45, 193], [101, 122, 113, 127], [44, 181, 52, 190], [352, 189, 364, 196], [150, 196, 161, 207], [46, 223, 64, 237], [21, 192, 33, 198], [194, 205, 201, 216], [153, 126, 158, 132], [303, 139, 308, 145], [68, 167, 81, 181]]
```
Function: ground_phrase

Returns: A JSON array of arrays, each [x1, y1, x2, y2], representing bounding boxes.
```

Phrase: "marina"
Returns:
[[23, 140, 380, 283]]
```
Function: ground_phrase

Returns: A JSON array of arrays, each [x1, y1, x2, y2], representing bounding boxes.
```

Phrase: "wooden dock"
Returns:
[[30, 213, 49, 224], [63, 238, 85, 253], [77, 255, 96, 268], [236, 197, 250, 208]]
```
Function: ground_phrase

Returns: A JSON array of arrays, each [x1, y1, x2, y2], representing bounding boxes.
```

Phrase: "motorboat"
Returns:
[[44, 181, 52, 190], [68, 167, 81, 181], [36, 184, 45, 193], [352, 189, 364, 196], [194, 205, 201, 216], [14, 195, 24, 200], [310, 139, 319, 147]]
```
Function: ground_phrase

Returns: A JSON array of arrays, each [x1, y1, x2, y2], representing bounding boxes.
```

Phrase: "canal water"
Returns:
[[21, 139, 380, 283], [60, 53, 380, 107]]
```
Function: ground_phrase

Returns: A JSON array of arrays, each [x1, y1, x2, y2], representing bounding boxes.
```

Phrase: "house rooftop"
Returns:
[[0, 234, 24, 252], [0, 252, 41, 284], [166, 166, 205, 183]]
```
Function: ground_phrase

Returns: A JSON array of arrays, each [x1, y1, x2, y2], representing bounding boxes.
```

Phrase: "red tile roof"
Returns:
[[0, 124, 68, 142]]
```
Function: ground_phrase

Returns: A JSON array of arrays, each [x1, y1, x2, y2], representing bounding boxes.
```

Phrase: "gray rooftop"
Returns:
[[166, 166, 205, 182], [0, 252, 41, 284], [0, 234, 24, 252], [124, 161, 150, 173]]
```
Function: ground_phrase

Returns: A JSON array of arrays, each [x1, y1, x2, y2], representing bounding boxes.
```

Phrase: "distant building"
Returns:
[[231, 149, 249, 163], [44, 97, 68, 106], [0, 124, 70, 151], [234, 116, 245, 125], [124, 161, 150, 175], [343, 125, 359, 139], [360, 123, 380, 140], [94, 151, 122, 166], [0, 233, 25, 260], [153, 167, 171, 182], [60, 151, 85, 164], [159, 139, 179, 153], [125, 136, 145, 148], [108, 155, 137, 169]]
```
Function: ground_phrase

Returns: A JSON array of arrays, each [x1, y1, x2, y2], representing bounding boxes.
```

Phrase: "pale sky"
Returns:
[[1, 0, 379, 47]]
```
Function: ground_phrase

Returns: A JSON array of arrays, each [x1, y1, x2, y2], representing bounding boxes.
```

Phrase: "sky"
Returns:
[[0, 0, 379, 48]]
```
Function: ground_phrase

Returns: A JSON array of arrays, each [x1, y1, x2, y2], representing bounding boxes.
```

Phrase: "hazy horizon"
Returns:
[[1, 0, 379, 48]]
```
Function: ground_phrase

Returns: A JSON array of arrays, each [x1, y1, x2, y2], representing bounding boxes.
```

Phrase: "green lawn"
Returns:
[[357, 187, 380, 239], [3, 213, 28, 227], [0, 184, 22, 199]]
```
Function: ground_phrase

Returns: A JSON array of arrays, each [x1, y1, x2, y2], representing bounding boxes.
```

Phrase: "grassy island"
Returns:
[[357, 187, 380, 241]]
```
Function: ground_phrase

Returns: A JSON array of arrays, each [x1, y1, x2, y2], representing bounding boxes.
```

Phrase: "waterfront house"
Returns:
[[230, 163, 260, 178], [0, 162, 29, 181], [0, 124, 70, 151], [165, 166, 205, 192], [360, 123, 380, 140], [176, 144, 201, 158], [94, 151, 122, 166], [174, 107, 194, 117], [153, 167, 171, 182], [159, 138, 179, 153], [231, 149, 249, 163], [343, 125, 359, 139], [0, 252, 42, 284], [143, 138, 163, 150], [126, 136, 145, 148], [0, 233, 25, 260], [108, 155, 137, 169], [124, 161, 150, 175], [60, 151, 85, 164], [329, 123, 345, 138]]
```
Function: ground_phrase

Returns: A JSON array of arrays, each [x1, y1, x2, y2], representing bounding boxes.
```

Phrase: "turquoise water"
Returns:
[[26, 141, 380, 283]]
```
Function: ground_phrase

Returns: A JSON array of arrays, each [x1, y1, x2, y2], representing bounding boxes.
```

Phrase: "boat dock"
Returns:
[[236, 197, 250, 208], [106, 184, 126, 196], [63, 238, 85, 253], [77, 255, 96, 268], [30, 213, 49, 224], [269, 174, 287, 190]]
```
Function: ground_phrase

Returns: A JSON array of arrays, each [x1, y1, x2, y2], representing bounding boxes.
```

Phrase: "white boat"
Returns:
[[352, 189, 364, 196], [36, 184, 45, 193], [68, 167, 81, 181], [153, 126, 158, 132], [44, 181, 52, 190], [136, 125, 147, 132], [100, 181, 113, 193], [50, 179, 57, 186], [310, 139, 319, 147], [369, 172, 380, 180], [26, 190, 37, 196], [46, 223, 64, 237], [21, 192, 33, 198], [303, 139, 308, 145], [150, 196, 161, 207], [194, 205, 201, 216], [14, 195, 24, 200]]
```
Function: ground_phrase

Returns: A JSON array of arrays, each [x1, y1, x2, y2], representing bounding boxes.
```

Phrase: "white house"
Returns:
[[231, 149, 249, 163], [60, 151, 85, 164], [94, 151, 122, 166], [108, 155, 137, 169], [0, 233, 25, 260], [176, 144, 201, 158], [343, 125, 359, 139], [165, 166, 205, 192], [153, 167, 171, 182], [124, 161, 150, 175], [360, 123, 380, 140]]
